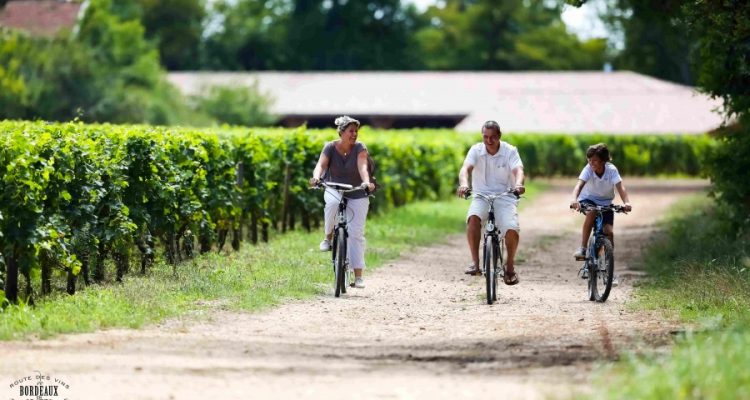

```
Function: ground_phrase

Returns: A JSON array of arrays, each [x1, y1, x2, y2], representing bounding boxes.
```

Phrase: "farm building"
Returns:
[[167, 71, 724, 134]]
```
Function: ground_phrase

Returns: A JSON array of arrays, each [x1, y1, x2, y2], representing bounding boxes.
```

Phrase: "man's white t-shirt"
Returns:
[[464, 142, 523, 194], [577, 163, 622, 205]]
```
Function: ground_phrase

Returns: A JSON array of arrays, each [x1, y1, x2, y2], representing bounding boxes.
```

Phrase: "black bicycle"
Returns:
[[465, 189, 520, 305], [314, 181, 368, 297], [573, 203, 628, 302]]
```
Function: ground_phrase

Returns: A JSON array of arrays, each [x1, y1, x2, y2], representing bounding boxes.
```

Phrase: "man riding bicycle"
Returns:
[[457, 120, 525, 285]]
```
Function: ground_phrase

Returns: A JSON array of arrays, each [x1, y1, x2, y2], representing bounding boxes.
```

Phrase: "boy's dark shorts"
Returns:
[[580, 199, 614, 226]]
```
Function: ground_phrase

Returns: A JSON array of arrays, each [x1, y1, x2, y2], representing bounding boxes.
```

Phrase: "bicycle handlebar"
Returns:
[[571, 203, 628, 214], [313, 181, 371, 195], [462, 188, 521, 201]]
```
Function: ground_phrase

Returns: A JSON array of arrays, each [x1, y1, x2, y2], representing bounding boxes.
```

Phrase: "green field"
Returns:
[[592, 193, 750, 399]]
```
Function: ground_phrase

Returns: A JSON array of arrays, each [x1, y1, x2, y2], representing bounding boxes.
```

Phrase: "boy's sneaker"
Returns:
[[354, 277, 365, 288], [573, 247, 586, 261], [611, 274, 620, 287], [578, 265, 589, 280], [319, 239, 331, 252]]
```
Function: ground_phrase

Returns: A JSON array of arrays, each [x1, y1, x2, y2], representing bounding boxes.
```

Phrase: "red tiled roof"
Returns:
[[0, 0, 82, 37]]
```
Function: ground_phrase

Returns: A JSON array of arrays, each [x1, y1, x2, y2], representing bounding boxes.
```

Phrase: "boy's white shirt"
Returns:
[[577, 162, 622, 206]]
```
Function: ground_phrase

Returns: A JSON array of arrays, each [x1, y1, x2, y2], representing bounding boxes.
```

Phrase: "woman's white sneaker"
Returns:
[[354, 278, 365, 288], [319, 239, 331, 251]]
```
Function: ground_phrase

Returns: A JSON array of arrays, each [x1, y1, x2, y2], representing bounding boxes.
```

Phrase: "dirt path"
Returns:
[[0, 179, 706, 400]]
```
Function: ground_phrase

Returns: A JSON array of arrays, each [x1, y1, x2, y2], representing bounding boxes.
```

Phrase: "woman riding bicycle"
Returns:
[[570, 143, 632, 261], [309, 116, 375, 289]]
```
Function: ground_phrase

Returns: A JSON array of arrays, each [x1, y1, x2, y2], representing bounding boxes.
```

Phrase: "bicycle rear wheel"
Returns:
[[591, 237, 614, 302], [483, 236, 495, 304], [333, 227, 347, 297]]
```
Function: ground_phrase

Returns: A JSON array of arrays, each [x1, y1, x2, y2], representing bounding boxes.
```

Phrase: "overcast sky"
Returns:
[[404, 0, 610, 40]]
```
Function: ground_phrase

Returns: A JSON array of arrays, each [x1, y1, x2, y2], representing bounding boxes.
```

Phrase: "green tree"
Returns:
[[0, 30, 30, 119], [570, 0, 750, 228], [686, 0, 750, 228], [285, 0, 424, 70], [76, 0, 195, 124], [513, 23, 607, 70], [0, 0, 205, 125], [201, 0, 290, 70], [133, 0, 206, 70], [0, 29, 102, 121], [415, 0, 605, 70], [193, 82, 276, 127], [201, 0, 424, 70], [601, 0, 695, 84]]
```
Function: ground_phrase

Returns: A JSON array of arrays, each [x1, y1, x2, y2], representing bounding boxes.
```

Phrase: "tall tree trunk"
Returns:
[[217, 228, 228, 252], [199, 223, 212, 254], [93, 241, 107, 283], [281, 163, 291, 233], [261, 220, 269, 243], [4, 252, 18, 304], [66, 268, 76, 295], [80, 253, 90, 285], [250, 210, 259, 244], [41, 253, 52, 296], [164, 235, 175, 265], [114, 250, 129, 283], [136, 235, 153, 275], [288, 202, 296, 231], [231, 224, 241, 251], [302, 210, 311, 232], [23, 271, 34, 306]]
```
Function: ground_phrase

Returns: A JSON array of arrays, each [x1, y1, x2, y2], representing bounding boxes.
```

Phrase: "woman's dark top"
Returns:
[[322, 141, 368, 199]]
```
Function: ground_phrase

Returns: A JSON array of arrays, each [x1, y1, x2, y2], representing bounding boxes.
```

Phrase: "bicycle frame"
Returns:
[[331, 192, 349, 274], [470, 190, 519, 304], [587, 211, 607, 265], [315, 181, 368, 297]]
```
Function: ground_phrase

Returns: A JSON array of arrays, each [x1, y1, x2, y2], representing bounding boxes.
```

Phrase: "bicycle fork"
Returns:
[[579, 236, 602, 280], [332, 201, 351, 279]]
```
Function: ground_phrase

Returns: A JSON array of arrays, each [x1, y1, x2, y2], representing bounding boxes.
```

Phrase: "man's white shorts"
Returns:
[[466, 196, 520, 236]]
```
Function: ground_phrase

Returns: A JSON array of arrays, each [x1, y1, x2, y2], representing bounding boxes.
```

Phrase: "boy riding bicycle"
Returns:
[[570, 143, 632, 262]]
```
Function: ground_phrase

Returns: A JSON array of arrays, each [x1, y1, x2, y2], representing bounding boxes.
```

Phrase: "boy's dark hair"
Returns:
[[586, 143, 611, 162]]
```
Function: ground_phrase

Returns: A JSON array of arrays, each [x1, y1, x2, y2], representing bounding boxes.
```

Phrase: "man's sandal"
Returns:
[[464, 264, 482, 276], [503, 270, 519, 285]]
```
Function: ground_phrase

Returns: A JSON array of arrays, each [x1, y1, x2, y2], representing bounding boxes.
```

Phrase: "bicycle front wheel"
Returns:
[[591, 237, 614, 302], [483, 236, 495, 305], [494, 238, 503, 302], [586, 236, 596, 301], [334, 227, 347, 297]]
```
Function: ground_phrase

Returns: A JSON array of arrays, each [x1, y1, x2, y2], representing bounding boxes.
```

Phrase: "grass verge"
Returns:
[[591, 192, 750, 399], [0, 182, 545, 340]]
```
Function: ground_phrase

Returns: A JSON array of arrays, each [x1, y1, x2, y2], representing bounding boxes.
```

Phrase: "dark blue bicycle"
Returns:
[[573, 203, 627, 302]]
